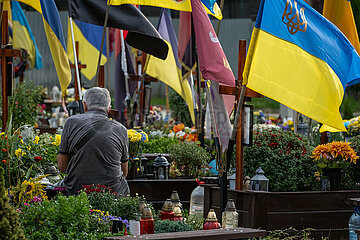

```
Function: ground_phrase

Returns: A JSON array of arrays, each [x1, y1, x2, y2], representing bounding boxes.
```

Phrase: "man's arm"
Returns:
[[121, 161, 128, 178], [57, 153, 70, 172]]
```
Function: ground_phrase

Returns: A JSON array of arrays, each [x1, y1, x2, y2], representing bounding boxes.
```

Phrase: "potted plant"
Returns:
[[168, 141, 211, 178], [311, 141, 358, 190]]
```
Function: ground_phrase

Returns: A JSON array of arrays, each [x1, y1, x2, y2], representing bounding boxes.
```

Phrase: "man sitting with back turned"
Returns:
[[57, 87, 129, 196]]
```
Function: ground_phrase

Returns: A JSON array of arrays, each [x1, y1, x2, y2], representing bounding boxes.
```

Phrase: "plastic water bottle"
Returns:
[[349, 207, 360, 240], [189, 183, 204, 218]]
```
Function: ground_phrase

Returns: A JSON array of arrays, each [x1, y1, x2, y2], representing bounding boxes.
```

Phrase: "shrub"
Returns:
[[169, 90, 192, 127], [141, 137, 180, 154], [343, 135, 360, 189], [19, 190, 126, 239], [155, 220, 193, 233], [0, 166, 26, 240], [243, 128, 319, 192], [1, 82, 42, 131], [83, 184, 149, 221], [168, 141, 211, 178]]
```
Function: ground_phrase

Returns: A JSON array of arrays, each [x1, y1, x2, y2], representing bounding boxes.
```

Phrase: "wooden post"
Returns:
[[235, 40, 247, 190], [98, 65, 105, 88], [69, 41, 86, 101], [1, 11, 9, 131], [0, 11, 21, 131]]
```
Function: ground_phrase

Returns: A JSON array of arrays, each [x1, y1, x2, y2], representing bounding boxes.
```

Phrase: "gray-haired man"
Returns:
[[57, 87, 129, 196]]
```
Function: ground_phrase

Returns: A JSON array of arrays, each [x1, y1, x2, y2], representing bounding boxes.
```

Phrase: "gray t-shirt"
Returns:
[[59, 109, 129, 195]]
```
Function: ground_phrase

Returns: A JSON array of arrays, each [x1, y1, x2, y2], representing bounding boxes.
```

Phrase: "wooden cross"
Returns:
[[98, 65, 105, 88], [1, 11, 22, 131], [69, 41, 86, 101]]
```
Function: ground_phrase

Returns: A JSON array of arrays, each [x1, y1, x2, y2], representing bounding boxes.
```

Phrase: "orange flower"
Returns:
[[311, 141, 358, 167], [2, 160, 6, 164], [2, 148, 6, 152]]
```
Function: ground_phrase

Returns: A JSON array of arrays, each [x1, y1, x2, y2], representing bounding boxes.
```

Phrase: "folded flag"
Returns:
[[68, 0, 168, 60], [243, 0, 360, 132], [12, 1, 43, 69]]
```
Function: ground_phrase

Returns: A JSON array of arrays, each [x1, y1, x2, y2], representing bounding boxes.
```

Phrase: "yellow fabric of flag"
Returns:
[[107, 0, 223, 20], [145, 41, 195, 124], [323, 0, 360, 55]]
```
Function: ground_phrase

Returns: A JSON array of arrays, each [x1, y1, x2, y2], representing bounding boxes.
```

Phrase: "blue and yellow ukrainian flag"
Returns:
[[12, 1, 43, 69], [14, 0, 71, 94], [323, 0, 360, 56], [67, 19, 107, 81], [243, 0, 360, 132]]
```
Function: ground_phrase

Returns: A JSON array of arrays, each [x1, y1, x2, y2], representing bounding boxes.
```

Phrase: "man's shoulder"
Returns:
[[108, 119, 127, 132]]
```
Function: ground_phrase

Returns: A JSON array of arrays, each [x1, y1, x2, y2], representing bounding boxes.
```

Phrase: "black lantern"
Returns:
[[250, 167, 269, 191], [153, 154, 169, 180]]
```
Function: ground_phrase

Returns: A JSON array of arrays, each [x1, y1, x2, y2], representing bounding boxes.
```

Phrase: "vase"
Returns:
[[327, 168, 342, 191]]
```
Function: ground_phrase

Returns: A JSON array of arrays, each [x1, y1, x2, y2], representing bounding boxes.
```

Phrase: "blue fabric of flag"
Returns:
[[256, 0, 360, 88]]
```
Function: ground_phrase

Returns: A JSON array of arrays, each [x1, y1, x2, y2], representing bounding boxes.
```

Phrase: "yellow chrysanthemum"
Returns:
[[52, 134, 61, 146], [15, 148, 22, 158], [33, 136, 40, 144]]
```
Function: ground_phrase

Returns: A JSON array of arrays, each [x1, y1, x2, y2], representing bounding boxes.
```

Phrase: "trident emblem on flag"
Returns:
[[282, 0, 308, 35]]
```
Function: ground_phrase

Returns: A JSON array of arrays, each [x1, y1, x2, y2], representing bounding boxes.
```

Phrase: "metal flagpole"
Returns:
[[120, 30, 131, 121], [106, 27, 110, 89], [95, 4, 110, 82], [69, 17, 84, 113]]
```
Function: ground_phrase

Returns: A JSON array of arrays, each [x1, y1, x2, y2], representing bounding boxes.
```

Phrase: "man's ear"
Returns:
[[107, 105, 111, 113]]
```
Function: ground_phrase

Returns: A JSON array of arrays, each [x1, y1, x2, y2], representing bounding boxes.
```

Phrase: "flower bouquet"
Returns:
[[127, 129, 148, 179], [311, 141, 358, 190], [311, 141, 358, 169]]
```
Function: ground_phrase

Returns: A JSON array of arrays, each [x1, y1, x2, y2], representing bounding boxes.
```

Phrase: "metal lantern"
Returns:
[[153, 155, 169, 180], [250, 167, 269, 191]]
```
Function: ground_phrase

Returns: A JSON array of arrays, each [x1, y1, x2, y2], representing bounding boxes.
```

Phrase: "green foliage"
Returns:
[[155, 220, 193, 233], [0, 166, 26, 240], [343, 135, 360, 189], [19, 192, 91, 239], [169, 90, 192, 127], [184, 214, 204, 230], [84, 185, 148, 221], [3, 82, 42, 131], [341, 96, 354, 120], [310, 124, 343, 147], [2, 127, 61, 187], [142, 137, 180, 154], [168, 141, 211, 178], [258, 227, 328, 240], [242, 128, 320, 192]]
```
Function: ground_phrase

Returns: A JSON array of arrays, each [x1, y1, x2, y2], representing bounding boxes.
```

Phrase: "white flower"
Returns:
[[168, 132, 175, 138], [176, 131, 186, 138]]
